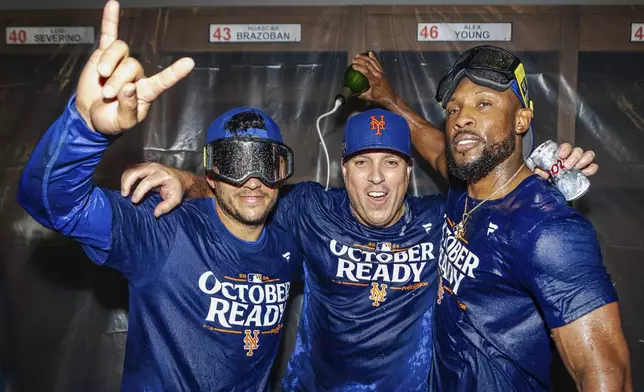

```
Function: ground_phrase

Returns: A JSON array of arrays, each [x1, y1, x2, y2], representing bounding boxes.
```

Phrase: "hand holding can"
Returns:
[[525, 140, 591, 201]]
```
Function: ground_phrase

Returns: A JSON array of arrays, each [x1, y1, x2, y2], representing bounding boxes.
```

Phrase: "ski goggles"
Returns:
[[436, 45, 534, 112], [204, 137, 294, 187]]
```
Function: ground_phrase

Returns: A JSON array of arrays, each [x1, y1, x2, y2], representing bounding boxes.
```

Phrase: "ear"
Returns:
[[341, 159, 348, 180], [515, 108, 533, 136], [406, 161, 413, 179], [205, 171, 216, 189]]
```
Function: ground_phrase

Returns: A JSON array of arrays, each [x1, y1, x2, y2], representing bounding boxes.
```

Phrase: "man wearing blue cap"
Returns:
[[121, 39, 606, 391], [16, 2, 302, 390], [124, 107, 446, 390], [352, 48, 630, 391], [123, 102, 599, 392], [274, 109, 445, 391]]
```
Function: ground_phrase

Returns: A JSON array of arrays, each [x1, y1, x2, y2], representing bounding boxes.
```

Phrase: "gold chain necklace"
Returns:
[[453, 163, 526, 241]]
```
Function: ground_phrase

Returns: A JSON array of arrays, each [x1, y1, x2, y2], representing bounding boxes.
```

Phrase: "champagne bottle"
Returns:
[[335, 64, 370, 104]]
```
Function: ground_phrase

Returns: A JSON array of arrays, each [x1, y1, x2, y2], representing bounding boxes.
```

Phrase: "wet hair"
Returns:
[[224, 111, 266, 136]]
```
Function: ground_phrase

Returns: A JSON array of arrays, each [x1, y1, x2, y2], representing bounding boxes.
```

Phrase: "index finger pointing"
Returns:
[[99, 0, 120, 50]]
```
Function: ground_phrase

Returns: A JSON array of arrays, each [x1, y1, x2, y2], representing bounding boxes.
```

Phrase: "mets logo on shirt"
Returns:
[[198, 270, 290, 356], [243, 330, 260, 356], [329, 239, 434, 306]]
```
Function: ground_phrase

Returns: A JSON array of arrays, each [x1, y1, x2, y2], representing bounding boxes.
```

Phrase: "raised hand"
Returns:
[[351, 51, 398, 108], [76, 0, 195, 135]]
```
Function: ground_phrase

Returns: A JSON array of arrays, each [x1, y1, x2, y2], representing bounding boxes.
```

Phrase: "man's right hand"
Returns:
[[76, 0, 195, 135]]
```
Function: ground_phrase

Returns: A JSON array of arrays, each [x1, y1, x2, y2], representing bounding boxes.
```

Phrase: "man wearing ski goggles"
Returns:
[[16, 0, 304, 385], [117, 45, 613, 391], [204, 108, 294, 188]]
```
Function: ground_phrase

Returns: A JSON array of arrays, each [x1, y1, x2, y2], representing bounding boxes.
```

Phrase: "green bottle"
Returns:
[[345, 66, 370, 95], [336, 64, 370, 104]]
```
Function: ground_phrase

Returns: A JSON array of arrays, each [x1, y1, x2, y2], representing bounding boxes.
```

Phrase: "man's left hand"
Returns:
[[534, 143, 598, 179]]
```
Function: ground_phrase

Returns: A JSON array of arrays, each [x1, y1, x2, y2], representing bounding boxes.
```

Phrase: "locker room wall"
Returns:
[[3, 0, 644, 10], [0, 5, 642, 391]]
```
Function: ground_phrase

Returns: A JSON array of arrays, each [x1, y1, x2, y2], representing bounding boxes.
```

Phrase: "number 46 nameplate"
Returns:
[[417, 23, 512, 42]]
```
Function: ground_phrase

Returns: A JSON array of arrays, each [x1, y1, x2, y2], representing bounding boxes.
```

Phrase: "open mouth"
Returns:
[[366, 190, 389, 204], [453, 132, 482, 153]]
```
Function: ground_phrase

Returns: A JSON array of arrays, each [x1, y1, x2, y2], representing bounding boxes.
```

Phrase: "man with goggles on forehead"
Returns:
[[123, 47, 603, 391], [363, 45, 630, 391], [437, 45, 534, 111], [17, 2, 302, 389]]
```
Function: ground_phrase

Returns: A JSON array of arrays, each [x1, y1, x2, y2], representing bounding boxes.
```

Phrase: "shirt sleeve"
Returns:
[[270, 181, 325, 231], [517, 214, 618, 329], [17, 95, 177, 285], [102, 191, 178, 286], [17, 95, 114, 260]]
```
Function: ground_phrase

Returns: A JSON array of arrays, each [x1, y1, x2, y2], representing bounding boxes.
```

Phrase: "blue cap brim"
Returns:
[[343, 145, 413, 161]]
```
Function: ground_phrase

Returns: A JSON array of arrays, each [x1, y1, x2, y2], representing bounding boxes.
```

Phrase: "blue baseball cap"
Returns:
[[206, 106, 283, 144], [342, 108, 412, 160]]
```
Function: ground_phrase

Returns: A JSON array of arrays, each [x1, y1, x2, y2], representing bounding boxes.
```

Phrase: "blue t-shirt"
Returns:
[[430, 175, 618, 391], [273, 182, 446, 392], [17, 99, 303, 391], [105, 193, 302, 391]]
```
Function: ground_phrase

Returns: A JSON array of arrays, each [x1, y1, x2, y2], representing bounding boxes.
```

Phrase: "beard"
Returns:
[[213, 184, 277, 226], [446, 130, 516, 183]]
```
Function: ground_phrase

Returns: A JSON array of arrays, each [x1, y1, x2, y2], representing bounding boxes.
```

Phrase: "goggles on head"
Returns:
[[204, 137, 294, 187], [436, 45, 534, 112]]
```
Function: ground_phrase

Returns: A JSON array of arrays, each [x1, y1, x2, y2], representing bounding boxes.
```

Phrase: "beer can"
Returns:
[[524, 140, 590, 201]]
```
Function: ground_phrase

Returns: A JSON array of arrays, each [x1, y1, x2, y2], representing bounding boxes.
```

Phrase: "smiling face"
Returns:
[[207, 175, 279, 226], [342, 150, 412, 228], [444, 78, 531, 182]]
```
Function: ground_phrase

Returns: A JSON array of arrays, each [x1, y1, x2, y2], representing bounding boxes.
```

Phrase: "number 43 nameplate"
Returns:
[[210, 24, 301, 43]]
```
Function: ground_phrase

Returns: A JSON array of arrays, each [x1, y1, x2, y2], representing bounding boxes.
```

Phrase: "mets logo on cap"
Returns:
[[342, 109, 412, 159], [370, 115, 386, 135]]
